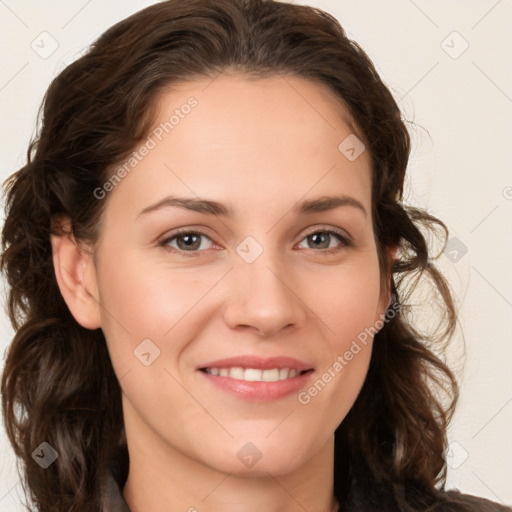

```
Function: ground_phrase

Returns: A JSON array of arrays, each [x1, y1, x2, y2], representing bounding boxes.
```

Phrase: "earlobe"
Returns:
[[50, 217, 101, 330]]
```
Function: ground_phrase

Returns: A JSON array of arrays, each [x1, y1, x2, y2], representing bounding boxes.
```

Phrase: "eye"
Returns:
[[159, 230, 215, 255], [296, 228, 351, 254], [159, 227, 352, 257]]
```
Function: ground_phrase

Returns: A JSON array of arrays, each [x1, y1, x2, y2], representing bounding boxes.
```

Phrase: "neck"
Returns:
[[121, 401, 339, 512]]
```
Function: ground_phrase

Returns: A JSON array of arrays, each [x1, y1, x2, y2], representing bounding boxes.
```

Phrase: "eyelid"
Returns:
[[158, 227, 218, 256], [158, 224, 353, 254], [300, 225, 352, 244]]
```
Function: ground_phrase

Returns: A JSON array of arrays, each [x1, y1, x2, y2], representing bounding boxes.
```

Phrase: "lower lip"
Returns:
[[199, 370, 314, 401]]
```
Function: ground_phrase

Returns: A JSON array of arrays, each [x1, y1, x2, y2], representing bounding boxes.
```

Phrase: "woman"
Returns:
[[1, 0, 510, 511]]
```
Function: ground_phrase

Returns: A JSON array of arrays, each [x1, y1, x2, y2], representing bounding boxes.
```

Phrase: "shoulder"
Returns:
[[441, 488, 512, 511], [343, 469, 512, 512]]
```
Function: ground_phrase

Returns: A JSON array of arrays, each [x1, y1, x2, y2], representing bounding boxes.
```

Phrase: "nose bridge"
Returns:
[[223, 236, 304, 336]]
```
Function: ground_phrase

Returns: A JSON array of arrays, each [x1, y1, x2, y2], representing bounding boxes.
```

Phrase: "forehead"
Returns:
[[152, 72, 365, 162], [104, 73, 372, 221]]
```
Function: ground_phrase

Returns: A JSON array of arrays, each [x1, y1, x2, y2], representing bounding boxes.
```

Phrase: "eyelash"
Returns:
[[158, 227, 352, 257]]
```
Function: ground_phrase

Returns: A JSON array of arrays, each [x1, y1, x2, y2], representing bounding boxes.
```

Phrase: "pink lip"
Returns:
[[197, 355, 315, 402], [197, 355, 313, 372]]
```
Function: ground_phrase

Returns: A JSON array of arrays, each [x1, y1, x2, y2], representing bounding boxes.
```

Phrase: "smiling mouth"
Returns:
[[200, 367, 312, 382]]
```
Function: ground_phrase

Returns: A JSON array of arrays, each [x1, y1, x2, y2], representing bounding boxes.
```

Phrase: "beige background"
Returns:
[[1, 0, 511, 509]]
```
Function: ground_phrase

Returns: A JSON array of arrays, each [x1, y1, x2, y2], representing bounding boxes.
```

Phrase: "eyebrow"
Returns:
[[137, 194, 367, 219]]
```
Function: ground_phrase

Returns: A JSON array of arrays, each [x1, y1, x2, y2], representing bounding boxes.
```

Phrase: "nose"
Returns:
[[223, 251, 306, 338]]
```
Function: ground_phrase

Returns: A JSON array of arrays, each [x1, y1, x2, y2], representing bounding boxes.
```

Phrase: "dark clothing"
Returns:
[[104, 445, 511, 511], [105, 471, 130, 512], [104, 445, 130, 512]]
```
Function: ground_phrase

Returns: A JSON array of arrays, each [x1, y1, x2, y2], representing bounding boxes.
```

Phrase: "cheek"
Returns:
[[312, 253, 383, 347], [95, 252, 226, 370], [97, 251, 202, 328], [299, 253, 382, 413]]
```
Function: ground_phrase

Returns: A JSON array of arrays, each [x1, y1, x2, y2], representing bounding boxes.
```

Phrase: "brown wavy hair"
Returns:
[[1, 1, 506, 511]]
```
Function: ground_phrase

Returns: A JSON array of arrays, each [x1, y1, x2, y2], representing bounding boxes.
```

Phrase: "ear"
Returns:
[[377, 244, 399, 319], [50, 216, 101, 330]]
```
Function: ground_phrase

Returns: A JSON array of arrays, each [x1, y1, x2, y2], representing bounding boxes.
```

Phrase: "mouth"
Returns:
[[200, 366, 312, 382], [197, 356, 315, 401]]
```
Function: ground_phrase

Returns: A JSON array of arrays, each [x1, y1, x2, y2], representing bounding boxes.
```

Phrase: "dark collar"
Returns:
[[104, 470, 131, 512], [104, 444, 130, 512]]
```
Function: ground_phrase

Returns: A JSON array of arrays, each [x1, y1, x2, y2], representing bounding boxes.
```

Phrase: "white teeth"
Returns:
[[244, 369, 262, 381], [230, 367, 245, 380], [205, 367, 303, 381], [262, 368, 280, 382]]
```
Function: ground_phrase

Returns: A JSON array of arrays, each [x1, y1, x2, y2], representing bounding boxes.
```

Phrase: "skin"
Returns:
[[51, 72, 393, 512]]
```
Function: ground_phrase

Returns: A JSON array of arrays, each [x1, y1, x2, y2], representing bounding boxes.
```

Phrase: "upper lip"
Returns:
[[197, 356, 314, 372]]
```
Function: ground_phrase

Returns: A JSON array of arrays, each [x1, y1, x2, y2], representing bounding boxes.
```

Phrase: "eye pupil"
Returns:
[[178, 233, 201, 250], [309, 232, 329, 249]]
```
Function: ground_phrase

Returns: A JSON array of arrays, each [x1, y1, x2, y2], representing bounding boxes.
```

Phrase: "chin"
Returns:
[[202, 439, 316, 478]]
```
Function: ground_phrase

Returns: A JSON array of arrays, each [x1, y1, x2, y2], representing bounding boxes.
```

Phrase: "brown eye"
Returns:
[[160, 231, 214, 253], [297, 229, 351, 253]]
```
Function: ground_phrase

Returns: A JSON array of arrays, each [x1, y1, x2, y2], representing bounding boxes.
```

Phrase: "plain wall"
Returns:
[[1, 0, 511, 509]]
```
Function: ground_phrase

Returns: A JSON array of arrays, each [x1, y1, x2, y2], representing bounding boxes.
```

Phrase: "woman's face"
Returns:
[[87, 73, 390, 476]]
